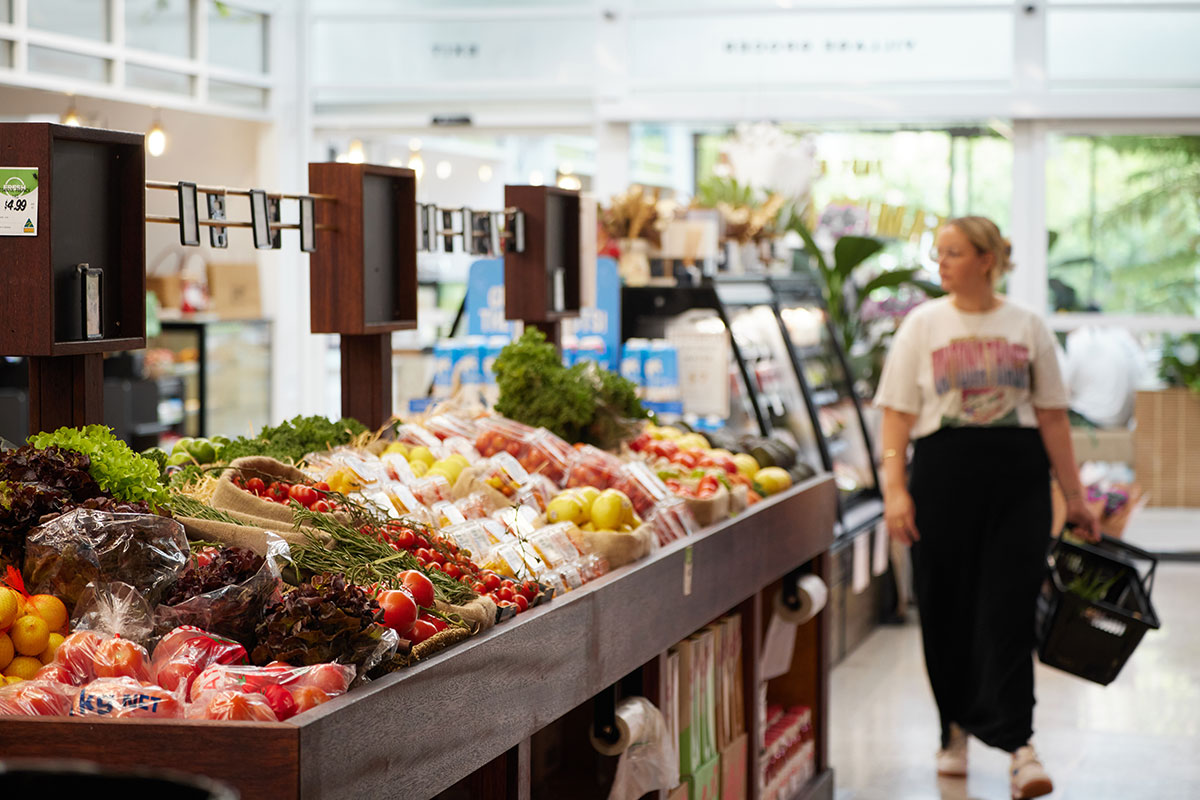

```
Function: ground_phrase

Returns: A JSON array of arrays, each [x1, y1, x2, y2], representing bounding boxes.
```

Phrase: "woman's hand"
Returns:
[[1065, 496, 1101, 543], [885, 488, 920, 546]]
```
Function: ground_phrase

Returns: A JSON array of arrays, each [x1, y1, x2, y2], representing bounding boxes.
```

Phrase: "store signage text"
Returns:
[[431, 43, 480, 58], [722, 38, 916, 56]]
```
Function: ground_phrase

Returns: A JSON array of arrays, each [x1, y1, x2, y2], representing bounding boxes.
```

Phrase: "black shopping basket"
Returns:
[[1035, 531, 1161, 686]]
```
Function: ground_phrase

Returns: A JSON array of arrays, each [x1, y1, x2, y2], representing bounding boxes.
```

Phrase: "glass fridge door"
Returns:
[[777, 301, 879, 501]]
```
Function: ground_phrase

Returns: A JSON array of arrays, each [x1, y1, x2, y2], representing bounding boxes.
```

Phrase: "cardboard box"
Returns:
[[667, 784, 690, 800], [207, 262, 262, 319], [146, 274, 183, 310], [684, 753, 721, 800], [720, 732, 748, 800]]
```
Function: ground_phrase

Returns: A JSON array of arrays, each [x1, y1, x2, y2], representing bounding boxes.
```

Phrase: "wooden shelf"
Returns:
[[0, 476, 837, 800], [786, 770, 834, 800]]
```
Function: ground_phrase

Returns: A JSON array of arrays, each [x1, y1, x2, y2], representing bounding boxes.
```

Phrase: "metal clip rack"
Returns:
[[144, 180, 337, 252], [417, 204, 525, 256]]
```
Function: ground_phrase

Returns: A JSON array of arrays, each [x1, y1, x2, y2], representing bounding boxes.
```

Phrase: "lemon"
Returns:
[[0, 632, 13, 671], [657, 426, 684, 441], [25, 594, 68, 633], [409, 460, 429, 478], [547, 494, 585, 525], [733, 453, 760, 479], [0, 588, 18, 630], [409, 446, 435, 467], [39, 632, 65, 665], [383, 442, 410, 457], [431, 458, 465, 484], [3, 655, 41, 681], [574, 486, 601, 520], [677, 433, 710, 451], [754, 467, 793, 496], [446, 453, 470, 469], [591, 489, 631, 530], [10, 614, 49, 657]]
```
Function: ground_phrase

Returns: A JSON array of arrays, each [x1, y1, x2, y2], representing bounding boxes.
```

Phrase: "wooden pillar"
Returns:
[[27, 353, 103, 433], [468, 739, 530, 800], [340, 333, 392, 430], [739, 591, 764, 800], [528, 320, 562, 351]]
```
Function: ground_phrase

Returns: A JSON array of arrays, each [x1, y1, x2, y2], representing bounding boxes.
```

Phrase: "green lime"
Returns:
[[185, 439, 218, 465], [167, 451, 192, 467]]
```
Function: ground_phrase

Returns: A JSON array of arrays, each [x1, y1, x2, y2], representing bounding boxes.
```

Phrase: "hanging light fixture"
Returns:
[[408, 155, 425, 181], [146, 117, 167, 157], [347, 139, 365, 164], [435, 160, 452, 180]]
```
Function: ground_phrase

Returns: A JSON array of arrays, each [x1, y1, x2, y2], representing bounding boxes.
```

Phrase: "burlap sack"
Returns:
[[176, 516, 317, 555], [683, 484, 730, 527], [211, 457, 312, 526], [411, 626, 471, 662], [436, 595, 497, 633], [567, 523, 654, 569], [450, 464, 512, 508]]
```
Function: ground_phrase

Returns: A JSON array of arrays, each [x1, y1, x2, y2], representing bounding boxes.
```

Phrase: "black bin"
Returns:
[[1035, 533, 1161, 686], [0, 759, 237, 799]]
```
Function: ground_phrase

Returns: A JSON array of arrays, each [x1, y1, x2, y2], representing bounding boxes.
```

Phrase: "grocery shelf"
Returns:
[[0, 475, 838, 800]]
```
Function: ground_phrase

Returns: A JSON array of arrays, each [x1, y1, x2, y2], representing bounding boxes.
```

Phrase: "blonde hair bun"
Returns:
[[945, 216, 1012, 282]]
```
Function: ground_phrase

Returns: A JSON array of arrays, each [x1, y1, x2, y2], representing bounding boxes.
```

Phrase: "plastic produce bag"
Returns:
[[0, 679, 76, 717], [188, 661, 355, 702], [48, 627, 153, 686], [153, 536, 289, 644], [594, 697, 678, 800], [186, 688, 279, 722], [70, 676, 183, 719], [71, 580, 155, 645], [150, 626, 249, 696], [24, 510, 189, 608]]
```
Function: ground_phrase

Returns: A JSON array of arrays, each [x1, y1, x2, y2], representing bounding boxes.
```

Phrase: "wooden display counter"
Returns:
[[0, 476, 838, 800]]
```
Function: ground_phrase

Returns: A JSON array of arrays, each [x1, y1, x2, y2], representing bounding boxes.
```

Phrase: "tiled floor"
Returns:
[[829, 563, 1200, 800], [1123, 508, 1200, 555]]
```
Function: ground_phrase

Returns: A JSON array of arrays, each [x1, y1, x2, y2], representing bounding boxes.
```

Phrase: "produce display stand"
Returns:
[[504, 184, 581, 349], [0, 476, 838, 800], [0, 123, 147, 434]]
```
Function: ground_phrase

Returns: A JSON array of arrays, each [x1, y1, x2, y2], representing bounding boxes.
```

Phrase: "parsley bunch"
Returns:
[[220, 415, 369, 464]]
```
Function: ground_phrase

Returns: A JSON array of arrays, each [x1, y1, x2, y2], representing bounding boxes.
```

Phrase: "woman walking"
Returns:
[[874, 216, 1099, 799]]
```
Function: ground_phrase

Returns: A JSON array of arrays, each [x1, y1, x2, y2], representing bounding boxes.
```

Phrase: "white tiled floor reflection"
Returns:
[[830, 564, 1200, 800]]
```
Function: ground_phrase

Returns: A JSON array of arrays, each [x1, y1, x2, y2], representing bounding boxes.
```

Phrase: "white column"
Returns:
[[593, 121, 630, 201], [1009, 119, 1048, 315]]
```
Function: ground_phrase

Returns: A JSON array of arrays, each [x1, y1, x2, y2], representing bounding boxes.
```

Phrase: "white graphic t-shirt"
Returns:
[[874, 297, 1069, 440]]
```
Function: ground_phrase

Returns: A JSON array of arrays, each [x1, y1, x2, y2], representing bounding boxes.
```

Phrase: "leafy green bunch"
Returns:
[[1159, 334, 1200, 393], [28, 425, 168, 508], [493, 329, 647, 448], [220, 415, 369, 464]]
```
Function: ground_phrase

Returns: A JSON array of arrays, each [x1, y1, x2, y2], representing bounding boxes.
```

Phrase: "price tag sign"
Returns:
[[0, 167, 38, 236], [682, 545, 694, 596]]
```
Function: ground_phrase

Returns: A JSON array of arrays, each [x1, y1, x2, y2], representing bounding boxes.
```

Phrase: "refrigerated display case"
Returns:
[[622, 277, 882, 536]]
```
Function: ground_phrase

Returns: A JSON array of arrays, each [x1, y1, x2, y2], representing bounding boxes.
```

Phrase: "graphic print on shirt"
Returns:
[[931, 337, 1029, 427]]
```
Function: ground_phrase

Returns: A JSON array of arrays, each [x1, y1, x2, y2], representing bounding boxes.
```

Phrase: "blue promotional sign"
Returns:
[[465, 258, 519, 337], [566, 257, 620, 371]]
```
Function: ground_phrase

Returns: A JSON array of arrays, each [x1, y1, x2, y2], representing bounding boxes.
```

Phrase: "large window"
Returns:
[[1046, 134, 1200, 316]]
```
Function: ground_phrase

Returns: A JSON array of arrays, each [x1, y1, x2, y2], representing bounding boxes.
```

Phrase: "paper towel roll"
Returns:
[[773, 574, 828, 626], [594, 697, 680, 800], [590, 711, 635, 756]]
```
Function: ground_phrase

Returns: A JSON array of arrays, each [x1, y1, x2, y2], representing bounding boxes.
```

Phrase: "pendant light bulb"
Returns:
[[146, 120, 167, 157], [61, 104, 82, 127], [347, 139, 365, 164]]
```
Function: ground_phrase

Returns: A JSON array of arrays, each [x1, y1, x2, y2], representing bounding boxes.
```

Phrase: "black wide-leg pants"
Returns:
[[909, 427, 1051, 753]]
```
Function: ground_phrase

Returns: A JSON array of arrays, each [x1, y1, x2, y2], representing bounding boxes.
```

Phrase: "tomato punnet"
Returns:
[[246, 477, 266, 494], [400, 570, 435, 608], [513, 594, 529, 612], [408, 619, 439, 644], [378, 589, 418, 635]]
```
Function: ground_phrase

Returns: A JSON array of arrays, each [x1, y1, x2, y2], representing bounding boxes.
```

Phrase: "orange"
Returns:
[[25, 595, 68, 633], [0, 632, 12, 671], [3, 655, 42, 681], [10, 614, 49, 657], [38, 632, 65, 665], [0, 588, 18, 630]]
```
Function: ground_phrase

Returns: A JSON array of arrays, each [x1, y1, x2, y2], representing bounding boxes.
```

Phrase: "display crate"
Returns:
[[0, 477, 837, 800]]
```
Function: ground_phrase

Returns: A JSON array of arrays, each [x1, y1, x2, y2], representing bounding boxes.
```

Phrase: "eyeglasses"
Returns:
[[929, 246, 977, 261]]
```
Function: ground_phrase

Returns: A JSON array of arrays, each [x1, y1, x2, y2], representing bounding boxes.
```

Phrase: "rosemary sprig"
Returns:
[[289, 505, 477, 607], [166, 494, 247, 526]]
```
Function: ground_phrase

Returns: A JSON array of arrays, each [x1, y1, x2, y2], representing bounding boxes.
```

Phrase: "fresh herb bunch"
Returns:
[[28, 426, 168, 508], [0, 445, 103, 565], [290, 506, 476, 606], [165, 494, 246, 527], [494, 328, 647, 447], [220, 415, 369, 464], [251, 572, 388, 668]]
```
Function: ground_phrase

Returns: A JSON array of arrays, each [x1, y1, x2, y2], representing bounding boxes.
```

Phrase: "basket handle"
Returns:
[[1056, 526, 1158, 598]]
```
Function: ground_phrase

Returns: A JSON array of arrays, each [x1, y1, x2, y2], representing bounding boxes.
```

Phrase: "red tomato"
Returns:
[[513, 594, 529, 612], [628, 433, 651, 452], [408, 619, 439, 644], [443, 563, 461, 579], [415, 535, 431, 550], [194, 547, 218, 569], [93, 638, 151, 682], [378, 589, 417, 635], [400, 570, 435, 608], [246, 477, 266, 494], [393, 529, 416, 550], [472, 582, 487, 594], [298, 663, 353, 695], [314, 481, 330, 493], [419, 614, 448, 633], [197, 690, 277, 722], [261, 683, 298, 721], [291, 686, 330, 713], [520, 581, 540, 602], [289, 484, 318, 507], [482, 573, 502, 592], [501, 580, 516, 591], [414, 548, 433, 563], [505, 441, 523, 457], [312, 500, 331, 513], [675, 451, 700, 469], [496, 587, 514, 602]]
